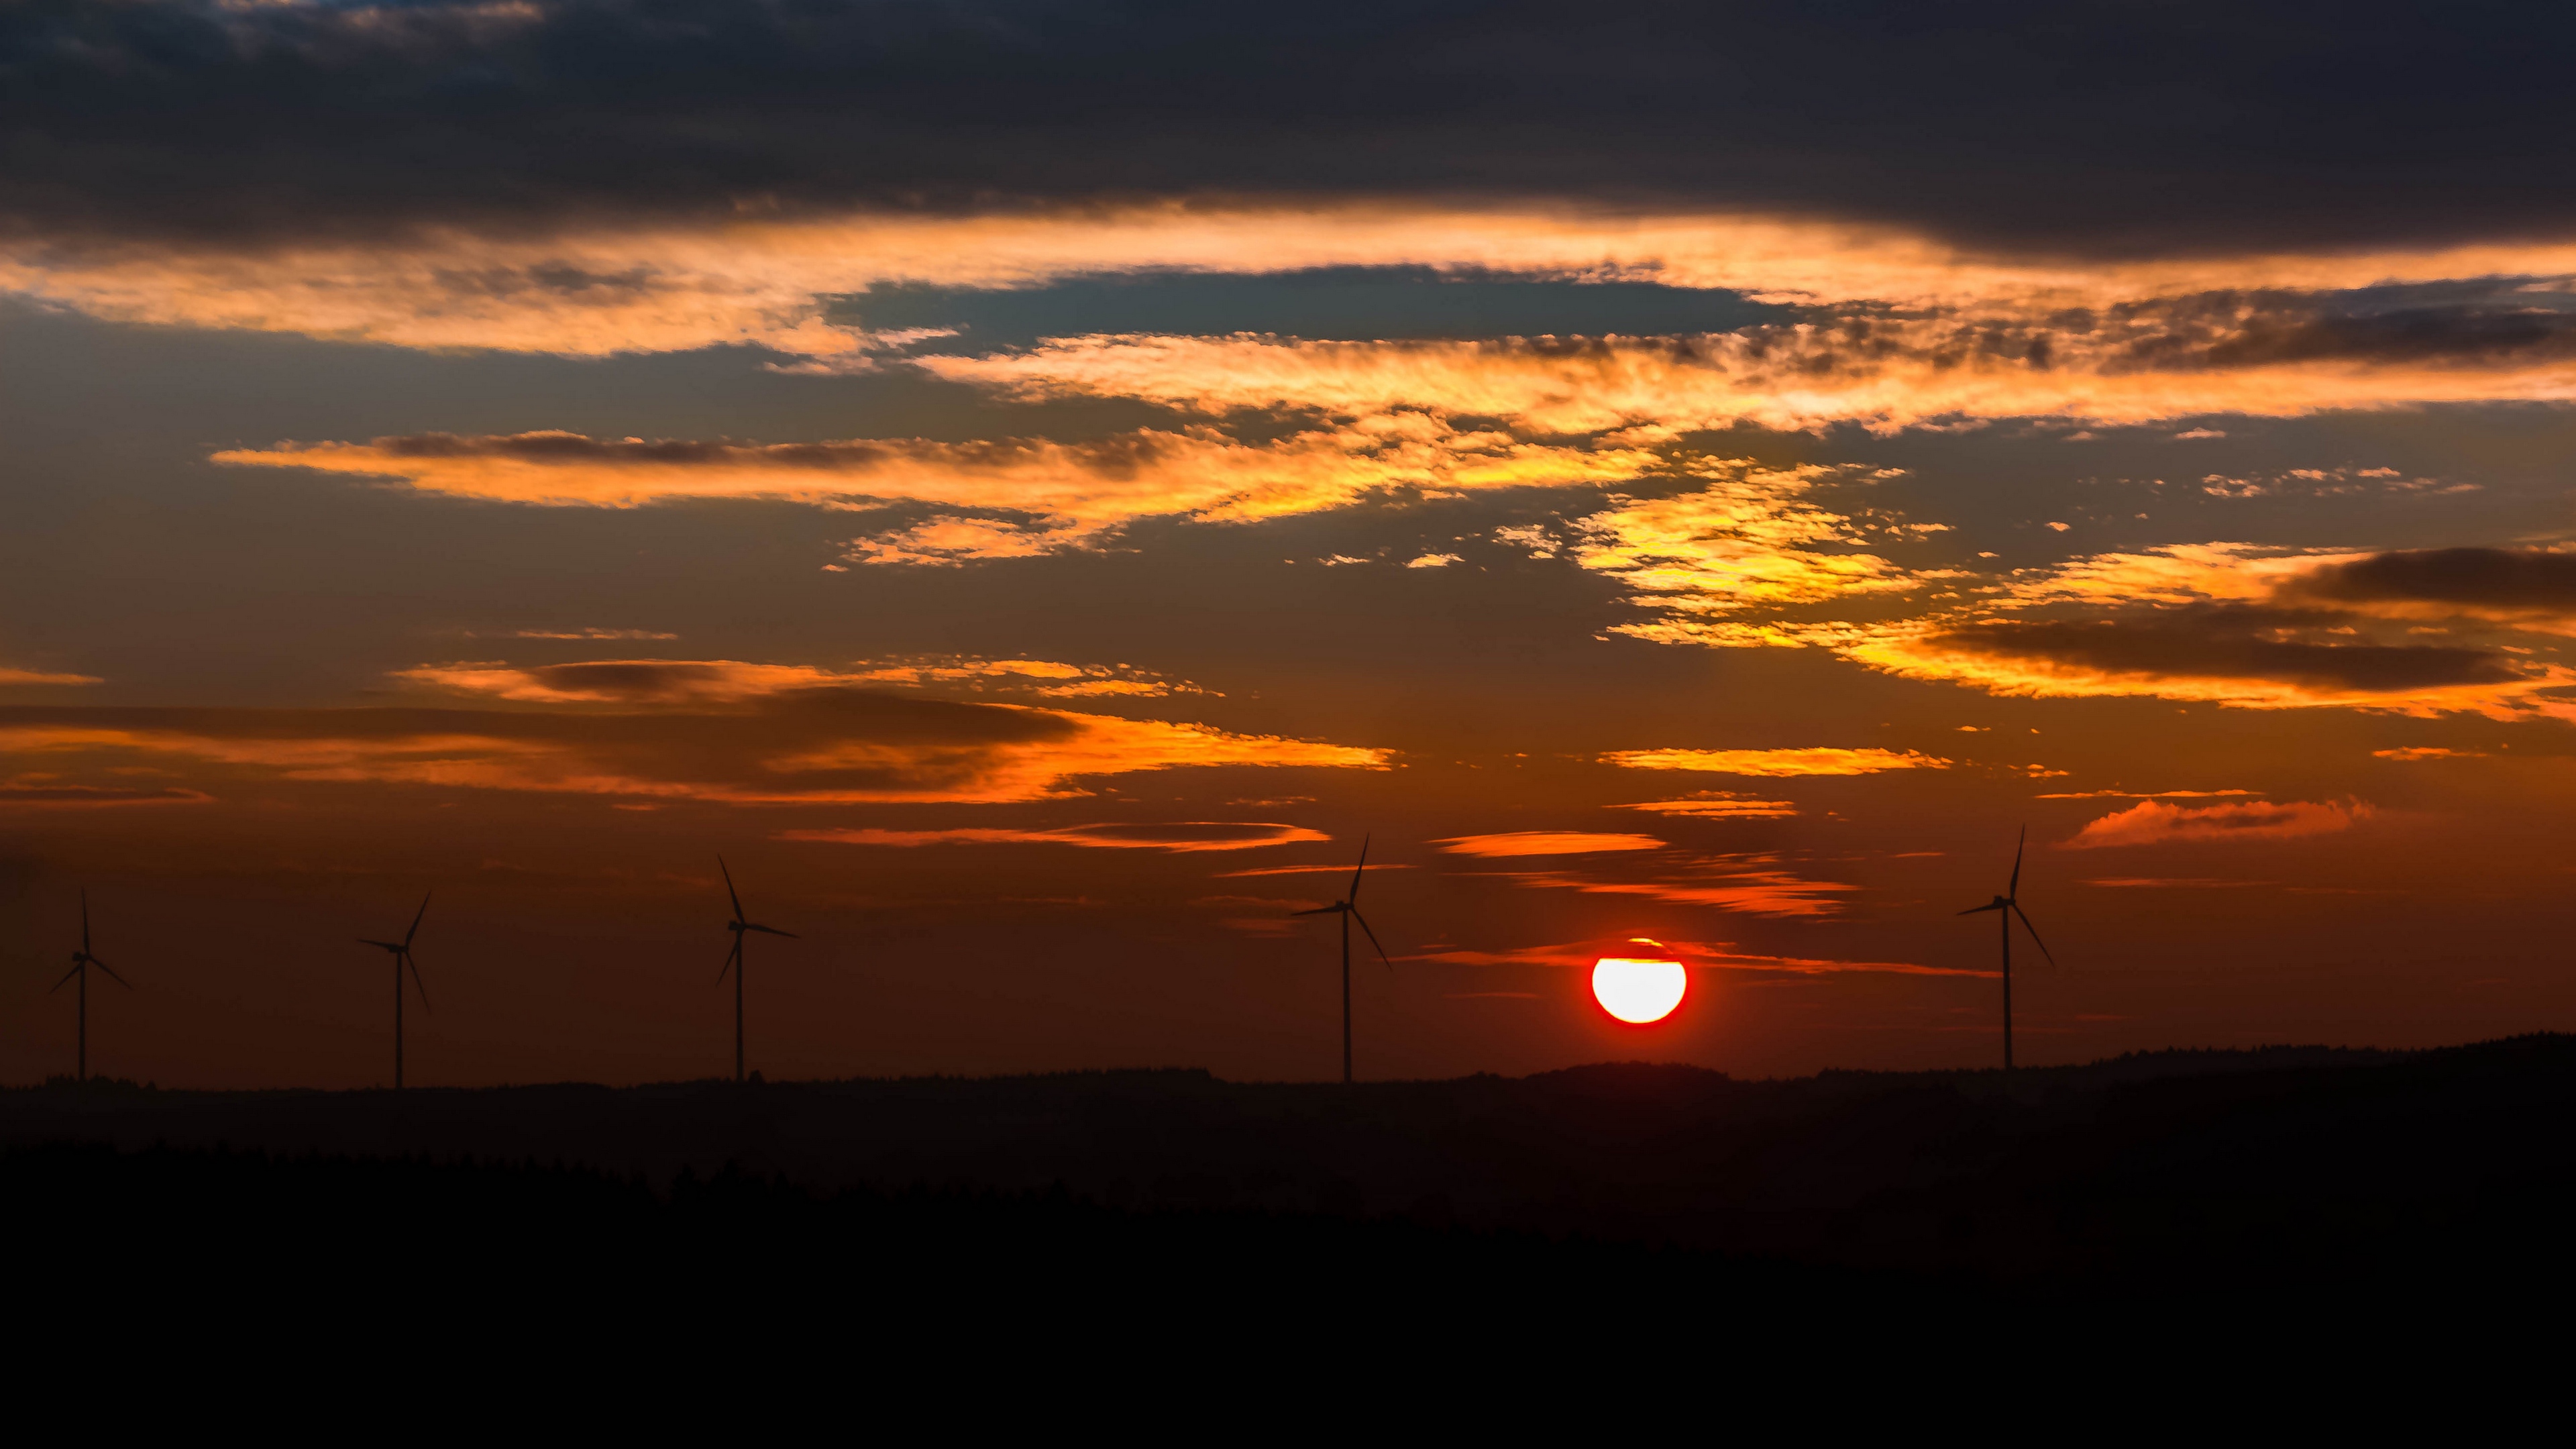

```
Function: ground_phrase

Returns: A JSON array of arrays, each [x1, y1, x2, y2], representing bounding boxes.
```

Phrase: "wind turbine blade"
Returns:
[[359, 938, 402, 951], [91, 957, 133, 989], [81, 888, 91, 955], [716, 938, 740, 984], [1351, 909, 1393, 969], [718, 855, 747, 922], [745, 924, 798, 938], [407, 955, 433, 1013], [2012, 904, 2057, 967], [50, 963, 81, 993], [2008, 826, 2025, 899], [1956, 903, 2006, 915], [1347, 833, 1371, 905], [1290, 905, 1341, 917], [405, 891, 432, 948]]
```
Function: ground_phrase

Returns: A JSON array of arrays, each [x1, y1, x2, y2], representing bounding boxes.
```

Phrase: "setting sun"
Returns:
[[1591, 945, 1688, 1024]]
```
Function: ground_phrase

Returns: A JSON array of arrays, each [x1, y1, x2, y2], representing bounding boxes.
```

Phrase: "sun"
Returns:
[[1591, 942, 1686, 1024]]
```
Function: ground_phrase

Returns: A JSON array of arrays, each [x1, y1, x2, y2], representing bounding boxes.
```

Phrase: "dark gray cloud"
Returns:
[[0, 782, 210, 806], [2290, 548, 2576, 612], [1754, 296, 2576, 377], [0, 691, 1086, 800], [6, 1, 2575, 256], [1928, 609, 2525, 693]]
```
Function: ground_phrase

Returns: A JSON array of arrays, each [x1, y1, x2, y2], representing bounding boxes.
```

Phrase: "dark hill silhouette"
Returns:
[[9, 1036, 2573, 1295], [15, 1037, 2576, 1396]]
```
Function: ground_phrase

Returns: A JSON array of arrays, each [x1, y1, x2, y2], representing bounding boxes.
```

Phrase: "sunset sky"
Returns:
[[7, 1, 2576, 1087]]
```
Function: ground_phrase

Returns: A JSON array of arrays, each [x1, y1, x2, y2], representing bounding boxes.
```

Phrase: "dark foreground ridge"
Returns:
[[10, 1037, 2575, 1344]]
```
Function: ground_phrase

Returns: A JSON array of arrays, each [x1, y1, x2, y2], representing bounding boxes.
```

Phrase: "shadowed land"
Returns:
[[11, 1035, 2576, 1310]]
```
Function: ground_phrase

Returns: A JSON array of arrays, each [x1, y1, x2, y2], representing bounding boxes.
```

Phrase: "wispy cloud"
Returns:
[[396, 659, 852, 704], [0, 692, 1388, 808], [848, 655, 1208, 698], [25, 199, 2576, 360], [1609, 792, 1799, 818], [1559, 460, 1947, 616], [2373, 747, 2487, 761], [2062, 798, 2375, 849], [398, 655, 1209, 704], [1469, 865, 1861, 917], [2034, 788, 2263, 799], [471, 627, 680, 641], [916, 305, 2576, 436], [0, 667, 103, 686], [780, 822, 1329, 852], [1213, 862, 1417, 877], [1433, 830, 1666, 857], [2081, 877, 2270, 888], [1837, 545, 2576, 716], [1603, 747, 1948, 776], [0, 777, 211, 808], [1408, 937, 1972, 976], [213, 423, 1653, 560]]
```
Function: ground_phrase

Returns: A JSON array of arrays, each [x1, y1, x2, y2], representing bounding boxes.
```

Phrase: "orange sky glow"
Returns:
[[9, 3, 2576, 1087]]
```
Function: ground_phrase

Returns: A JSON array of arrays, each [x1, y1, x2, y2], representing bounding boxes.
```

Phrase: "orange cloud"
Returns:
[[2061, 798, 2375, 849], [1212, 863, 1418, 877], [395, 655, 1203, 704], [25, 205, 2576, 362], [779, 822, 1329, 851], [1604, 543, 2576, 720], [0, 777, 211, 808], [1433, 831, 1666, 857], [394, 659, 849, 704], [2033, 789, 2262, 799], [1552, 460, 1945, 616], [0, 667, 103, 686], [0, 694, 1388, 808], [1472, 866, 1860, 918], [2373, 747, 2487, 761], [213, 423, 1654, 559], [918, 323, 2576, 436], [1831, 546, 2576, 716], [847, 656, 1207, 698], [1409, 937, 1968, 975], [1609, 792, 1799, 818], [2081, 877, 2267, 888], [1603, 747, 1949, 776], [1845, 619, 2569, 716], [474, 627, 680, 641]]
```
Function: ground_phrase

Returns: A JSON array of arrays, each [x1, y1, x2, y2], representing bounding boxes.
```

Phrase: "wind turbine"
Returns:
[[1292, 835, 1390, 1085], [52, 889, 133, 1081], [358, 892, 433, 1089], [1956, 827, 2055, 1071], [716, 857, 798, 1083]]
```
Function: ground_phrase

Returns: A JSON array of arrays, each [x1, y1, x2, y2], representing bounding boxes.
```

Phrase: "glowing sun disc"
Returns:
[[1592, 957, 1686, 1024]]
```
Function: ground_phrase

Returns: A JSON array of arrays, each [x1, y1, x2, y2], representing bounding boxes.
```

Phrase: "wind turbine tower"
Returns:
[[1957, 827, 2057, 1070], [1293, 835, 1391, 1084], [716, 857, 798, 1083], [358, 892, 433, 1089], [52, 889, 133, 1081]]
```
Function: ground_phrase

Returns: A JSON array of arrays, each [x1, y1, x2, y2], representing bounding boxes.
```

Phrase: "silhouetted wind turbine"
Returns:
[[358, 892, 433, 1089], [1292, 835, 1390, 1085], [716, 857, 798, 1083], [52, 889, 132, 1081], [1957, 827, 2055, 1071]]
